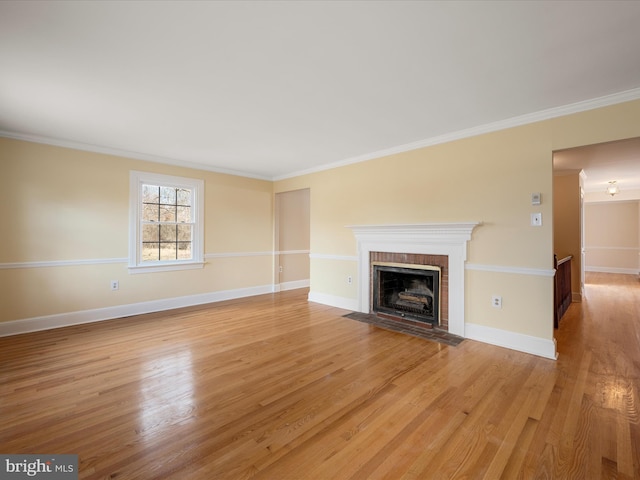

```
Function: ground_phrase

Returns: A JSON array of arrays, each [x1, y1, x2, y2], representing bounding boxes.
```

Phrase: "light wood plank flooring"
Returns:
[[1, 272, 639, 479]]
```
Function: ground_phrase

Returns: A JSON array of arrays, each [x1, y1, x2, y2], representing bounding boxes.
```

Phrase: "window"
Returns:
[[129, 171, 204, 273]]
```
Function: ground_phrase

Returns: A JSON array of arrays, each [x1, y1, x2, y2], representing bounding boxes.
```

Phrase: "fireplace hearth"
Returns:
[[372, 262, 440, 325]]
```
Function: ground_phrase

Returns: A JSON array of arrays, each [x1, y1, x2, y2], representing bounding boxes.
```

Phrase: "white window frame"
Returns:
[[129, 171, 205, 274]]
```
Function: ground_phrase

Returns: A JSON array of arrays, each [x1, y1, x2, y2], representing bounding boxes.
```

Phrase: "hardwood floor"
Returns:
[[1, 273, 639, 479]]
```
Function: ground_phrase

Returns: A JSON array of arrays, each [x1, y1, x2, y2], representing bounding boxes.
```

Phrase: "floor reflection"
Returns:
[[138, 349, 195, 436]]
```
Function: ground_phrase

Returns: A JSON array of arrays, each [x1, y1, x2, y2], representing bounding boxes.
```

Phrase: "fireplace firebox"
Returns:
[[372, 262, 441, 325]]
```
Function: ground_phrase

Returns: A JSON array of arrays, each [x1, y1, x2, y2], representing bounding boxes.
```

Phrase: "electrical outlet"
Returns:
[[279, 266, 283, 273], [347, 275, 352, 285], [492, 295, 502, 308], [111, 280, 119, 291]]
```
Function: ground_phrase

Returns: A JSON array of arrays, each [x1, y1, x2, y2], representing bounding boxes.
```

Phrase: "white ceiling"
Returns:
[[1, 1, 640, 181]]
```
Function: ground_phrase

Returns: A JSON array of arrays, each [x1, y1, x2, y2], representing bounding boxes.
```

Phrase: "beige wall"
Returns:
[[585, 201, 640, 273], [0, 138, 274, 323], [276, 99, 640, 350], [553, 172, 582, 297]]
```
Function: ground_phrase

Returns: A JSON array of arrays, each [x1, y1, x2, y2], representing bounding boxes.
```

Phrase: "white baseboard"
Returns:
[[307, 291, 359, 312], [585, 266, 639, 275], [307, 293, 558, 360], [0, 284, 557, 361], [465, 323, 557, 360], [0, 284, 274, 337], [277, 279, 310, 292]]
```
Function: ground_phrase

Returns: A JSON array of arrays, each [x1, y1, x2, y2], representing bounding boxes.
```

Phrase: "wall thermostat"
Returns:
[[531, 193, 541, 205]]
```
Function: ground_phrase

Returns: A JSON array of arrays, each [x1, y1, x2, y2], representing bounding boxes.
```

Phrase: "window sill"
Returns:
[[128, 261, 205, 274]]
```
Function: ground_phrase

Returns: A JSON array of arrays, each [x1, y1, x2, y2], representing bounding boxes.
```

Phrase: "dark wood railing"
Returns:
[[554, 255, 572, 328]]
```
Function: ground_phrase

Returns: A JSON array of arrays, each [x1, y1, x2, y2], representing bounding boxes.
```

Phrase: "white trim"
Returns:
[[586, 246, 640, 251], [0, 258, 127, 269], [347, 222, 480, 338], [0, 256, 559, 277], [307, 255, 557, 278], [129, 171, 204, 273], [308, 291, 359, 312], [206, 251, 272, 258], [275, 87, 640, 180], [309, 288, 558, 360], [128, 261, 205, 274], [346, 222, 481, 240], [465, 323, 558, 360], [278, 279, 310, 292], [309, 253, 359, 262], [0, 252, 274, 269], [3, 88, 638, 183], [0, 130, 271, 181], [465, 263, 556, 277], [0, 284, 274, 337], [585, 266, 640, 275]]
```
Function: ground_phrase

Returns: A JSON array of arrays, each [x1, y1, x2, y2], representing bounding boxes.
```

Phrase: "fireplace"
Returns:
[[370, 252, 448, 329], [372, 262, 440, 325], [347, 223, 480, 337]]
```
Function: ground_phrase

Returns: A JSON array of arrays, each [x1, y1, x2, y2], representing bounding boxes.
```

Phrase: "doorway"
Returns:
[[553, 137, 640, 291], [274, 188, 310, 291]]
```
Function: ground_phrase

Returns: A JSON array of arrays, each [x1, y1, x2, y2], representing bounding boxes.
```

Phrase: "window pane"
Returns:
[[142, 224, 159, 242], [159, 205, 176, 222], [177, 206, 191, 223], [177, 188, 191, 206], [160, 244, 177, 261], [142, 243, 160, 261], [160, 186, 176, 205], [159, 224, 176, 242], [131, 172, 203, 269], [142, 185, 159, 203], [142, 203, 159, 222], [177, 224, 192, 241], [177, 242, 192, 259]]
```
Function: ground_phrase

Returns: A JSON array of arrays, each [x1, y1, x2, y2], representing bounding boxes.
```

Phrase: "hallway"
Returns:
[[552, 272, 640, 478]]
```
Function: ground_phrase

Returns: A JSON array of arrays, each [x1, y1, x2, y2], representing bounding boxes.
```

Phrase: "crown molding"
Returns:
[[2, 87, 639, 182], [0, 130, 272, 181], [275, 87, 640, 181]]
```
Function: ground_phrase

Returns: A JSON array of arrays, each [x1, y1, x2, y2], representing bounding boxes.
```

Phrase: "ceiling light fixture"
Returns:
[[606, 181, 620, 196]]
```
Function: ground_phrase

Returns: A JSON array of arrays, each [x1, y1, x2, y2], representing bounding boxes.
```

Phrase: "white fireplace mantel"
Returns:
[[346, 222, 481, 337]]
